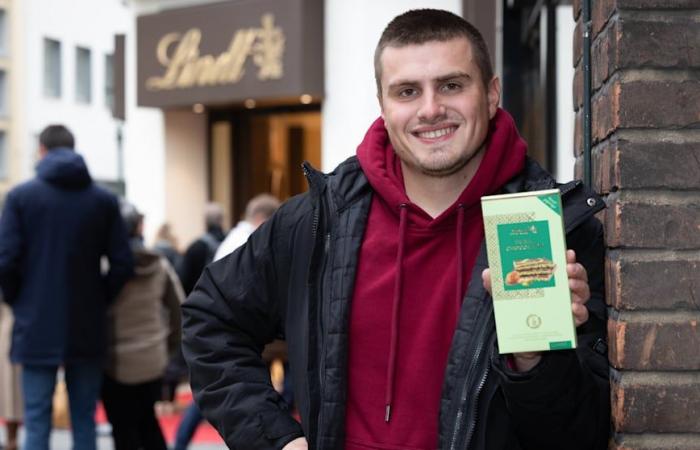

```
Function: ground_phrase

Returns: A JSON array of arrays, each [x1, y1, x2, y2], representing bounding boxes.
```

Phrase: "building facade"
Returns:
[[0, 0, 132, 201], [128, 0, 577, 247]]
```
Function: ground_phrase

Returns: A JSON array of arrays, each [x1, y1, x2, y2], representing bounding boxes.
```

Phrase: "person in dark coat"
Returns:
[[0, 124, 133, 450], [177, 202, 225, 296], [181, 10, 610, 450]]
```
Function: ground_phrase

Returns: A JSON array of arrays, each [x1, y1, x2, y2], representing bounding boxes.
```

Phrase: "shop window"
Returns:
[[105, 53, 114, 111], [76, 46, 92, 103], [0, 70, 6, 115], [0, 9, 7, 55], [0, 130, 6, 179], [43, 38, 62, 98]]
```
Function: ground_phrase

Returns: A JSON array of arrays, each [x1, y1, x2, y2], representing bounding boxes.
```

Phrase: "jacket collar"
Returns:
[[304, 156, 605, 231], [503, 157, 605, 232], [303, 157, 371, 213]]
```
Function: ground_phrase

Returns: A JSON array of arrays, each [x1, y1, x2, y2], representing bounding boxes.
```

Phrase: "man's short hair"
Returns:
[[205, 202, 224, 229], [244, 194, 281, 222], [39, 125, 75, 150], [374, 9, 494, 95]]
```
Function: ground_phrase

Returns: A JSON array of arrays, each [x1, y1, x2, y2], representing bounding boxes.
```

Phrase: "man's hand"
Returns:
[[283, 437, 308, 450], [564, 249, 590, 327], [481, 249, 591, 372]]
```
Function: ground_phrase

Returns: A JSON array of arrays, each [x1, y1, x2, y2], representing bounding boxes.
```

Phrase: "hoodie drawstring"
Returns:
[[385, 203, 408, 422], [385, 204, 467, 422], [456, 204, 465, 306]]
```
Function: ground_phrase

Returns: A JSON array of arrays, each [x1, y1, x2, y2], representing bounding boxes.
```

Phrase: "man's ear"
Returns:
[[487, 77, 501, 119], [38, 144, 48, 160], [377, 91, 385, 119]]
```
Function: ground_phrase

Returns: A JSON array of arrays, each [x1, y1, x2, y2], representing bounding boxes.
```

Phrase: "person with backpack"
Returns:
[[177, 203, 226, 295]]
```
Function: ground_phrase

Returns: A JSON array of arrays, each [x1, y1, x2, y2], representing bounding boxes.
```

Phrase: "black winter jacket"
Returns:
[[182, 156, 610, 450]]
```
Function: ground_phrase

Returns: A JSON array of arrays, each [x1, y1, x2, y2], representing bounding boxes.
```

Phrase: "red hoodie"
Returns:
[[345, 109, 527, 450]]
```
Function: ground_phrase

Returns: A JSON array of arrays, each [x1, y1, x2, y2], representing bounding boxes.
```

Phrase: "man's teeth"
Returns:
[[417, 127, 455, 139]]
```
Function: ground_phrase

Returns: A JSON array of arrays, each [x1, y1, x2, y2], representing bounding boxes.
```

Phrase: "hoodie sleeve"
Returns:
[[104, 196, 134, 301], [181, 201, 305, 450], [492, 216, 610, 450], [0, 191, 23, 304]]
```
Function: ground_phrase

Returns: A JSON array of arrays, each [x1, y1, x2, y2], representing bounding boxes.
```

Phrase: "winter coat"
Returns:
[[182, 157, 610, 450], [104, 244, 184, 384], [0, 148, 133, 365]]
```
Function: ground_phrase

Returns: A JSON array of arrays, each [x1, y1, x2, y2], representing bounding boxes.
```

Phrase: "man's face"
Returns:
[[378, 37, 500, 179]]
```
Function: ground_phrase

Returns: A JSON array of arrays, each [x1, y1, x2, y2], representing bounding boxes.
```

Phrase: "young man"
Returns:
[[182, 9, 610, 450], [0, 125, 133, 450]]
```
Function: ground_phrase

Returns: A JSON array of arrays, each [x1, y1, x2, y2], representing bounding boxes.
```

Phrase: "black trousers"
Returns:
[[101, 374, 167, 450]]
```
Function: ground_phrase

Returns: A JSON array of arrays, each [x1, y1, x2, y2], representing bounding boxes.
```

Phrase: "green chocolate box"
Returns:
[[481, 189, 576, 354]]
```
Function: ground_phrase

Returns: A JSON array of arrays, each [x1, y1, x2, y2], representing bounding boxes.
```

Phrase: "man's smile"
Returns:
[[412, 125, 458, 141]]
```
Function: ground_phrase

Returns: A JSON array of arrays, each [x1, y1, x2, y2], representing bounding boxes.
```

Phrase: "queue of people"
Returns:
[[0, 123, 287, 449]]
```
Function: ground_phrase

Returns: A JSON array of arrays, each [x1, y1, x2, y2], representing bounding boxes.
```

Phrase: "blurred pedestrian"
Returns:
[[177, 203, 225, 295], [174, 194, 280, 450], [162, 203, 226, 420], [153, 222, 182, 270], [0, 124, 133, 450], [0, 300, 22, 450], [213, 194, 281, 261], [101, 202, 184, 450]]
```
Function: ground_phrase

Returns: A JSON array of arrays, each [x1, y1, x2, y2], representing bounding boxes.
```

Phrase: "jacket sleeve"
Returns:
[[181, 206, 304, 450], [492, 216, 610, 450], [0, 191, 23, 304], [105, 196, 134, 301]]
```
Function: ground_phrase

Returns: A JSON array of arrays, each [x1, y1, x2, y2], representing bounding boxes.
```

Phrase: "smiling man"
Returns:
[[181, 9, 610, 450]]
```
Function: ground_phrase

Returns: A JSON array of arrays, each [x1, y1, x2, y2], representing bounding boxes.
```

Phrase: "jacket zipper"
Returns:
[[448, 301, 494, 450], [315, 196, 332, 448], [305, 162, 330, 447]]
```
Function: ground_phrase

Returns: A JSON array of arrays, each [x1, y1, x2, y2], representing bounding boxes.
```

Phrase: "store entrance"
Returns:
[[208, 106, 321, 227]]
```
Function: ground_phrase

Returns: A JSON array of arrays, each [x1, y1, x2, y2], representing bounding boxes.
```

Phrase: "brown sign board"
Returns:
[[137, 0, 324, 108]]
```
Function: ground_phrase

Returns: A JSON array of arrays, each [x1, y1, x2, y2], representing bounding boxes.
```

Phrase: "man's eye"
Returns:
[[441, 82, 462, 92], [398, 88, 417, 98]]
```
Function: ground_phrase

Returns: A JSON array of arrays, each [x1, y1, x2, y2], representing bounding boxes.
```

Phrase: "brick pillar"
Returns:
[[573, 1, 700, 449]]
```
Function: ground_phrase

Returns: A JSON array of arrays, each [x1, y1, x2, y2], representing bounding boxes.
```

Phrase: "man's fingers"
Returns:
[[572, 302, 589, 327], [566, 261, 588, 283], [482, 268, 492, 294], [569, 278, 590, 305]]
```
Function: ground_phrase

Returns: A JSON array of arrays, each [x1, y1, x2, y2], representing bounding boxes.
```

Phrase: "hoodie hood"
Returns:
[[36, 147, 92, 189], [356, 108, 527, 221]]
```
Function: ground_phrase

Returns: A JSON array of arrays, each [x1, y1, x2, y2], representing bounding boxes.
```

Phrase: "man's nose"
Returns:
[[417, 91, 446, 122]]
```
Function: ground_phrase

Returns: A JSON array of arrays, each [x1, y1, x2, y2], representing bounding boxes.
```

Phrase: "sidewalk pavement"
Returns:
[[0, 425, 227, 450]]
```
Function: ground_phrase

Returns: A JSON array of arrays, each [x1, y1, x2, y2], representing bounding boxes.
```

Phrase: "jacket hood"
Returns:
[[36, 148, 92, 189], [132, 246, 164, 276], [356, 108, 527, 225]]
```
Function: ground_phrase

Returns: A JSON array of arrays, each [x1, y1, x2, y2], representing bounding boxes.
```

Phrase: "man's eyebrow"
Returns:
[[435, 72, 471, 83], [387, 79, 419, 90], [388, 72, 472, 89]]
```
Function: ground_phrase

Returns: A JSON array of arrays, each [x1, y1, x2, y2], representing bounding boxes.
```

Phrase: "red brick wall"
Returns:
[[573, 1, 700, 449]]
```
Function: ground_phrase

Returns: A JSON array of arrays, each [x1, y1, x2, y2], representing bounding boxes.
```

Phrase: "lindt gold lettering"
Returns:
[[146, 14, 285, 91], [253, 14, 285, 80]]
